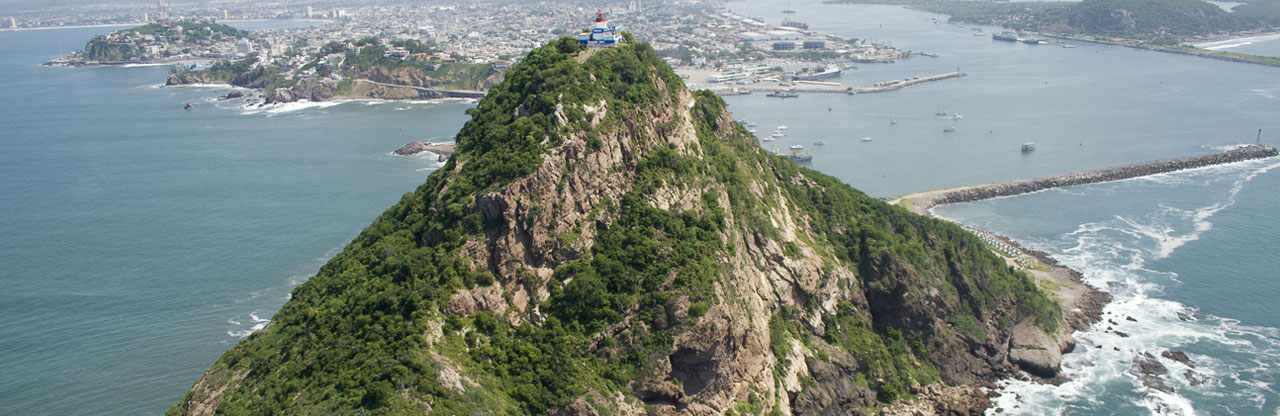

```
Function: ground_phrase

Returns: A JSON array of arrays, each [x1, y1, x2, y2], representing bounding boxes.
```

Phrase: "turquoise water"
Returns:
[[2, 4, 1279, 415], [0, 25, 469, 415]]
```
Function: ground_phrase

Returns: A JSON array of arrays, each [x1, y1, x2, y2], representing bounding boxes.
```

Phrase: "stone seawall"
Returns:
[[898, 145, 1278, 214]]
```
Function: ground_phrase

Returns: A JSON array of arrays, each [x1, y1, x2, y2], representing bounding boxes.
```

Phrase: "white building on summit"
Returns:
[[577, 10, 619, 45]]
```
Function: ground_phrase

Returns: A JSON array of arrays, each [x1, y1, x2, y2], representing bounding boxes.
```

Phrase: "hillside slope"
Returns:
[[170, 37, 1089, 415]]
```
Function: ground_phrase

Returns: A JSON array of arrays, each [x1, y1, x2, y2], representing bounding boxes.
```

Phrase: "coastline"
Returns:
[[1038, 33, 1280, 68], [883, 145, 1280, 412]]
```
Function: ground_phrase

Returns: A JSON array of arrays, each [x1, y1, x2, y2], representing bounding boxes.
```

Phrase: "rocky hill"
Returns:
[[169, 37, 1096, 415]]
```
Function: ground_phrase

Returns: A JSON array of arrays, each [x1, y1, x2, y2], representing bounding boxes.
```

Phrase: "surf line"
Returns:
[[891, 144, 1278, 216]]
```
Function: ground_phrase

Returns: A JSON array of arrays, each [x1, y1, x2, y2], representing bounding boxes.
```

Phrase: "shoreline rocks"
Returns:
[[393, 140, 457, 160]]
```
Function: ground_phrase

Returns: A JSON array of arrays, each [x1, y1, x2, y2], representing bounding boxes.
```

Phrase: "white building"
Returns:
[[236, 39, 253, 54]]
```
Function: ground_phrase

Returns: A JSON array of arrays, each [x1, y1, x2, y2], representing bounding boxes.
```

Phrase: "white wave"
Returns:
[[987, 158, 1280, 415], [239, 99, 344, 116], [162, 83, 235, 89], [227, 319, 240, 326], [249, 312, 269, 323]]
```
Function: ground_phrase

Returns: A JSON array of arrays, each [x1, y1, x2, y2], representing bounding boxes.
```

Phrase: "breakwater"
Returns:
[[848, 71, 965, 94], [895, 144, 1278, 215]]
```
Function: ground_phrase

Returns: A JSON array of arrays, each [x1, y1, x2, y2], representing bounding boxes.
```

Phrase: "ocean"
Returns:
[[1, 4, 1278, 415], [0, 22, 470, 415]]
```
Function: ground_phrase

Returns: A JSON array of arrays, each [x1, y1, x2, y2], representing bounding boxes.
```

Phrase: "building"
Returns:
[[803, 40, 826, 49], [236, 39, 253, 54], [772, 42, 796, 51]]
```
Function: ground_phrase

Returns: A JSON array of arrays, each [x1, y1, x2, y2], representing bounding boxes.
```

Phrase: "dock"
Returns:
[[709, 71, 966, 96], [848, 71, 965, 94], [891, 144, 1279, 216]]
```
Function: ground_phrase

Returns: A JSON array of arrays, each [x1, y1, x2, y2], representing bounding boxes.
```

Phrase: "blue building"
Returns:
[[577, 10, 618, 45]]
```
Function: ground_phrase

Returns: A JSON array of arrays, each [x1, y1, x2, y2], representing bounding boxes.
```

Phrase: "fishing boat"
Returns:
[[767, 90, 799, 98], [790, 144, 804, 150], [788, 150, 812, 162], [1021, 142, 1036, 152]]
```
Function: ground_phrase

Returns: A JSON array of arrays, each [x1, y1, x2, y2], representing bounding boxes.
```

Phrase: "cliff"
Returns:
[[170, 37, 1086, 415]]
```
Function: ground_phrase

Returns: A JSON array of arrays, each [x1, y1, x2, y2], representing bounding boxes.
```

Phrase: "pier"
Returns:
[[848, 71, 965, 94], [709, 71, 966, 96], [892, 144, 1279, 216]]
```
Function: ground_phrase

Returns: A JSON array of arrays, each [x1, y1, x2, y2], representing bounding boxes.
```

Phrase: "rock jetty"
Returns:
[[899, 144, 1277, 213]]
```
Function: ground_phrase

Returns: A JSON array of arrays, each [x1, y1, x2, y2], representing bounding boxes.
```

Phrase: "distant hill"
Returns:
[[1032, 0, 1243, 42]]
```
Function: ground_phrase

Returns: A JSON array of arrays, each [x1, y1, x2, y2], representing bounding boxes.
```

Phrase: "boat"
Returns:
[[767, 90, 799, 98], [860, 136, 872, 142], [747, 121, 759, 128], [794, 65, 842, 81], [992, 31, 1020, 42], [814, 140, 825, 145], [1021, 142, 1036, 152], [777, 125, 788, 130], [935, 111, 948, 116], [761, 136, 776, 142], [889, 119, 899, 125], [771, 130, 785, 137], [184, 101, 192, 111], [790, 144, 804, 150], [943, 126, 957, 133], [918, 51, 939, 58], [1061, 44, 1076, 48], [788, 150, 812, 162], [1022, 38, 1046, 45], [782, 8, 796, 14], [952, 113, 963, 120]]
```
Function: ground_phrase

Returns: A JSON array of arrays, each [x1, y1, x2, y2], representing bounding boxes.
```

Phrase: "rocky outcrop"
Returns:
[[264, 79, 336, 104], [171, 39, 1091, 416]]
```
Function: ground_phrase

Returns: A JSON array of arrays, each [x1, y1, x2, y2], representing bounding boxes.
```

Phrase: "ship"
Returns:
[[794, 65, 842, 81], [576, 10, 618, 45], [1021, 142, 1036, 152], [788, 150, 812, 162], [992, 31, 1020, 42], [781, 18, 809, 30], [767, 90, 798, 98]]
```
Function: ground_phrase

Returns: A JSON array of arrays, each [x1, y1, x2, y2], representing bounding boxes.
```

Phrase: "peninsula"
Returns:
[[169, 37, 1098, 415]]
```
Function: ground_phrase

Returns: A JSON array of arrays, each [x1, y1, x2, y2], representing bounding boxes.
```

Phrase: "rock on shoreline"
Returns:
[[393, 140, 457, 159]]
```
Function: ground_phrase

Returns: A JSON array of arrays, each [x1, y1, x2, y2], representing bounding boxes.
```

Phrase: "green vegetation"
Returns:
[[82, 21, 246, 62], [823, 302, 940, 403], [171, 35, 1066, 415]]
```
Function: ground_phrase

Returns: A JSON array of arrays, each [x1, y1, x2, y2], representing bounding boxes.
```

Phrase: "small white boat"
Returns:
[[778, 125, 788, 130], [889, 119, 899, 125], [761, 136, 776, 141], [952, 113, 963, 120], [790, 144, 804, 150], [860, 136, 872, 142], [772, 131, 785, 138], [814, 140, 826, 145]]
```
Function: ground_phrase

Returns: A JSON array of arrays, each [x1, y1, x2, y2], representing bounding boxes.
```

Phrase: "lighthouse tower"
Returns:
[[576, 10, 618, 45]]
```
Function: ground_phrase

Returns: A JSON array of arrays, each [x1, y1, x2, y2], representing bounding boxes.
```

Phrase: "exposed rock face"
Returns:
[[171, 39, 1094, 416]]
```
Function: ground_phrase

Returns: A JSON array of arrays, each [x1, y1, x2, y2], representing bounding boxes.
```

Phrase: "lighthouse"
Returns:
[[576, 10, 618, 45]]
